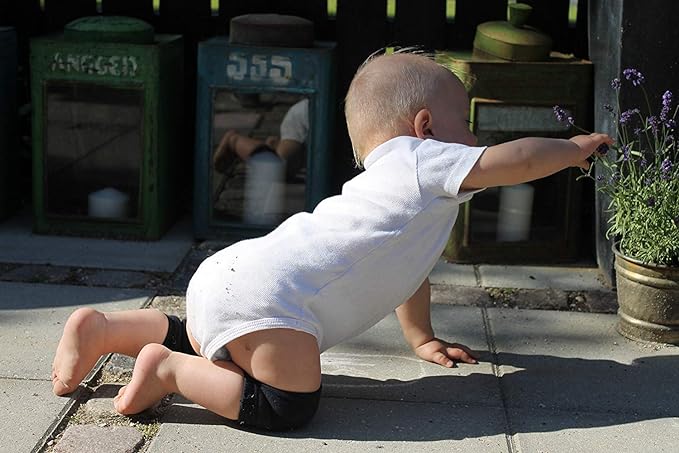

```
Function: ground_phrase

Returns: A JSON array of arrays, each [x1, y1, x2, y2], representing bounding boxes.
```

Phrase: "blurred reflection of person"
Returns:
[[214, 98, 308, 182]]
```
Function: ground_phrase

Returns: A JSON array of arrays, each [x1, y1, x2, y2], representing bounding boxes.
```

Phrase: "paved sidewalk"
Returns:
[[0, 228, 677, 452]]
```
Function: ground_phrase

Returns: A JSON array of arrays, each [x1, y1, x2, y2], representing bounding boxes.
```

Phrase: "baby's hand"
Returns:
[[569, 133, 614, 169], [415, 338, 478, 368]]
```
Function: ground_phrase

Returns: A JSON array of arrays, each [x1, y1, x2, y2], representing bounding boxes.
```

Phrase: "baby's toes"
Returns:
[[113, 386, 128, 412], [52, 376, 72, 396]]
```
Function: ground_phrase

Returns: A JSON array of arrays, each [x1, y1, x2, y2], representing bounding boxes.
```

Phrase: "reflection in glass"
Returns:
[[45, 82, 143, 220], [469, 102, 571, 243], [211, 90, 309, 226]]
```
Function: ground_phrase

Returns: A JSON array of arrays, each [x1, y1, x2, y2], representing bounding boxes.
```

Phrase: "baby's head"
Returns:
[[345, 51, 476, 167]]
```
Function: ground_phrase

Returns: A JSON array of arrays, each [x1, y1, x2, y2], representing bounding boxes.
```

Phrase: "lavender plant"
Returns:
[[554, 69, 679, 265]]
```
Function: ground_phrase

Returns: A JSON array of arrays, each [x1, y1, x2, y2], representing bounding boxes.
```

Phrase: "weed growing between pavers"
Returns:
[[68, 405, 162, 439], [43, 396, 168, 452], [486, 287, 518, 308]]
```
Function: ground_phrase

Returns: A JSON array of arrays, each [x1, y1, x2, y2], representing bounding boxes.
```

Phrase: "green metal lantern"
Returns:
[[30, 16, 183, 239], [438, 48, 593, 263]]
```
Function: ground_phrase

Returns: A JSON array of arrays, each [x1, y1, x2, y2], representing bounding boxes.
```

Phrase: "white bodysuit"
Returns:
[[187, 136, 486, 361]]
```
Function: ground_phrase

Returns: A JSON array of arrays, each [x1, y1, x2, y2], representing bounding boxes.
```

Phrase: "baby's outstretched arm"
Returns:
[[395, 278, 477, 368], [461, 133, 613, 190]]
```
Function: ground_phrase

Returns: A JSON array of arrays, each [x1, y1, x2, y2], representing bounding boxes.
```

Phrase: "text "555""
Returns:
[[226, 53, 293, 85]]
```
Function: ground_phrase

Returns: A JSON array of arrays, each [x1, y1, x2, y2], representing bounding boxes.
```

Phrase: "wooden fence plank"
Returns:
[[154, 0, 214, 193], [155, 0, 213, 38], [0, 0, 13, 25], [101, 0, 154, 21], [393, 0, 446, 50], [43, 0, 97, 31], [574, 0, 588, 58], [218, 0, 329, 37], [219, 0, 271, 23], [10, 0, 43, 53], [447, 0, 506, 50], [333, 0, 388, 183], [522, 0, 571, 53], [271, 0, 330, 40]]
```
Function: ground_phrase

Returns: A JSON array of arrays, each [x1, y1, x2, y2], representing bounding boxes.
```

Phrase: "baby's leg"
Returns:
[[52, 307, 169, 396], [113, 344, 245, 419], [113, 328, 321, 429]]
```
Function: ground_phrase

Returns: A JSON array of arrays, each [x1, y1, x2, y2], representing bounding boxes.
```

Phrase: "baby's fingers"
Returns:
[[432, 351, 455, 368], [446, 346, 478, 364]]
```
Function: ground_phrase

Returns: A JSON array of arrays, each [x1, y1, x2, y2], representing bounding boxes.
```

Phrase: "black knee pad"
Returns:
[[238, 374, 321, 431], [162, 314, 198, 356]]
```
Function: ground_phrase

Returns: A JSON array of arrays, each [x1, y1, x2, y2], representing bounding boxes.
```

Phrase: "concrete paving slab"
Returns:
[[84, 270, 152, 288], [53, 425, 144, 453], [149, 398, 510, 453], [0, 379, 69, 453], [510, 408, 679, 453], [487, 308, 679, 417], [429, 260, 478, 286], [0, 213, 193, 272], [0, 264, 72, 283], [430, 285, 491, 306], [0, 282, 153, 379], [321, 306, 501, 406], [478, 265, 608, 291]]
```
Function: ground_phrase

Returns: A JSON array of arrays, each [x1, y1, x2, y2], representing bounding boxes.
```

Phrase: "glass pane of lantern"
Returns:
[[44, 82, 143, 220], [469, 102, 571, 243], [210, 89, 309, 226]]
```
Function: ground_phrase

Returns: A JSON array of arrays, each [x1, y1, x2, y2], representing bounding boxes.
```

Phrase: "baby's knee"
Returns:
[[238, 373, 321, 431]]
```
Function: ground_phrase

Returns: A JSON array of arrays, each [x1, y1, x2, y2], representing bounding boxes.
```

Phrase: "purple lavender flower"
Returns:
[[647, 196, 656, 207], [621, 143, 631, 161], [604, 104, 615, 113], [619, 108, 640, 124], [649, 115, 660, 133], [666, 119, 676, 130], [623, 68, 645, 86], [553, 105, 568, 122], [661, 157, 673, 179], [567, 116, 575, 125], [661, 90, 673, 121], [641, 157, 648, 167], [611, 78, 621, 90], [596, 143, 609, 155]]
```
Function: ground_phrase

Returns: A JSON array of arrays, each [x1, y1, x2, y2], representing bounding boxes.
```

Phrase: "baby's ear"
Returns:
[[413, 108, 433, 139]]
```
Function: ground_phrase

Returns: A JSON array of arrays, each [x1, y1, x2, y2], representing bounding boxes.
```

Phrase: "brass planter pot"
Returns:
[[614, 246, 679, 344]]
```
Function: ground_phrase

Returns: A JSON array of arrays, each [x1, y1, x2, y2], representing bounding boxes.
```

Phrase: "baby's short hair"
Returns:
[[344, 48, 448, 168]]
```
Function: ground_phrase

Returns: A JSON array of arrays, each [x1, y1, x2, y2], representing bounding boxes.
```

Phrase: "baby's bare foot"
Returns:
[[114, 343, 172, 415], [52, 308, 107, 396]]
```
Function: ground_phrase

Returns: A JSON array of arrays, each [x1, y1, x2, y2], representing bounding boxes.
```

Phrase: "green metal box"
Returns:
[[30, 17, 183, 239], [439, 51, 593, 263]]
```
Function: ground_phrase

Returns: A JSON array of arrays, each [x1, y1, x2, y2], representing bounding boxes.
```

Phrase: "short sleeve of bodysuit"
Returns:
[[415, 139, 487, 202], [279, 98, 309, 144]]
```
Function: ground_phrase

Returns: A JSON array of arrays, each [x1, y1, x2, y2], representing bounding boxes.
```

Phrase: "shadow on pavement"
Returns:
[[159, 352, 679, 441]]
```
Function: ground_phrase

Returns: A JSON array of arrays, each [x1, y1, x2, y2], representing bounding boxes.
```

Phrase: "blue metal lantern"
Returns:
[[0, 27, 17, 219], [194, 15, 336, 238]]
